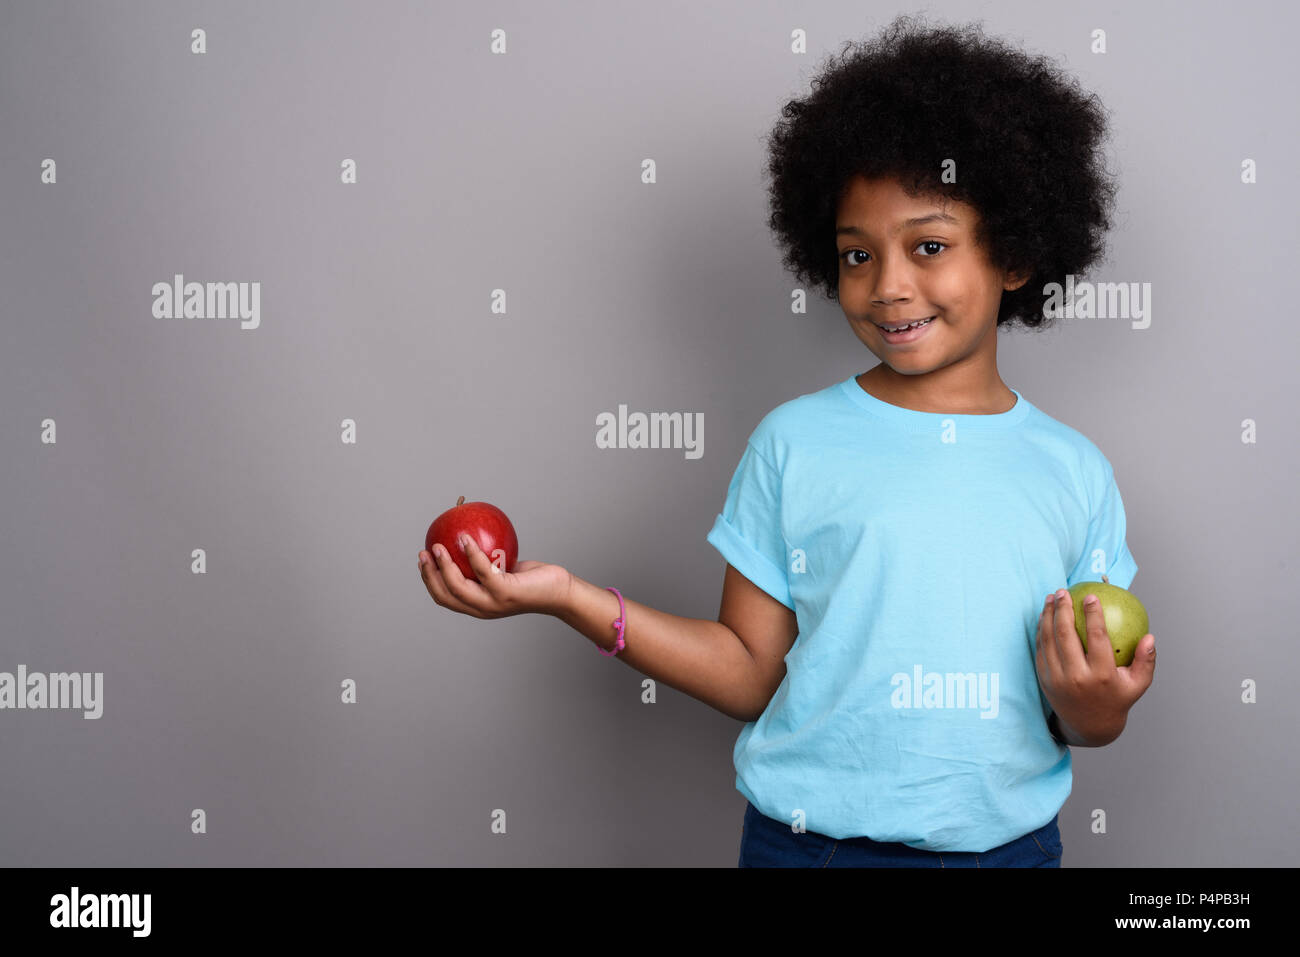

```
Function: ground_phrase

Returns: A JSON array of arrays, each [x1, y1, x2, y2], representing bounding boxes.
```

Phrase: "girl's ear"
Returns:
[[1003, 267, 1032, 292]]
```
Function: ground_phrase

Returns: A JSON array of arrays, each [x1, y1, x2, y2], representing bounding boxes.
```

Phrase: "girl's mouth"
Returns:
[[876, 316, 935, 345]]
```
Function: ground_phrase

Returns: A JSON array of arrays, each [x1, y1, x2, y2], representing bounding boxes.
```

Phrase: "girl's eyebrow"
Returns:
[[836, 212, 960, 238]]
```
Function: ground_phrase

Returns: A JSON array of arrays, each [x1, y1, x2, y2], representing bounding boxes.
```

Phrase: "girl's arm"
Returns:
[[419, 535, 796, 722], [556, 567, 794, 723]]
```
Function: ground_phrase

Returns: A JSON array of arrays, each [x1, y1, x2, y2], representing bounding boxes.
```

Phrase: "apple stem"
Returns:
[[456, 496, 465, 507], [1102, 574, 1109, 584]]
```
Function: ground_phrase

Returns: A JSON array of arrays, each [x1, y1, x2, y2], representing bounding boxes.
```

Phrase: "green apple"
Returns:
[[1067, 575, 1150, 667]]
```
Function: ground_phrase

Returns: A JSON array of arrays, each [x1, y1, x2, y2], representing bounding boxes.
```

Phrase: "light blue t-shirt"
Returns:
[[706, 374, 1139, 852]]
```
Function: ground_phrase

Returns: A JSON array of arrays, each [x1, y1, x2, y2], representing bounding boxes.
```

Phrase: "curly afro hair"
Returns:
[[764, 14, 1119, 331]]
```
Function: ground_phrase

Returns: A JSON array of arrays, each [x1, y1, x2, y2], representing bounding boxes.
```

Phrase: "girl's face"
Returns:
[[834, 174, 1028, 380]]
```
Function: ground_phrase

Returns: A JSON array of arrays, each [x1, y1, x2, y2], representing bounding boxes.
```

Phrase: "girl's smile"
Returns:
[[875, 315, 937, 344]]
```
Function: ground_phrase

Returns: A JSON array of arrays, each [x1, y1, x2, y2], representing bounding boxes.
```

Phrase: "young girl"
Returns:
[[417, 15, 1156, 867]]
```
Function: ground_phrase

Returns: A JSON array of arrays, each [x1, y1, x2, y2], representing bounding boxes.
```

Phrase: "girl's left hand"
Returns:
[[1035, 588, 1156, 745]]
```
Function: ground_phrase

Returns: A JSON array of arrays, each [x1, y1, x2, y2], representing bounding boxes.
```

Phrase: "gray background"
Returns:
[[1, 0, 1296, 866]]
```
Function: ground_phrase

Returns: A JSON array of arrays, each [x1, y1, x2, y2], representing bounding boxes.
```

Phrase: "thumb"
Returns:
[[1127, 634, 1156, 683]]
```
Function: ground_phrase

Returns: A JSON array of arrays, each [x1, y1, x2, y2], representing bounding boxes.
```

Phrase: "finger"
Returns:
[[1119, 633, 1157, 694], [1036, 592, 1060, 680], [1052, 589, 1088, 676], [1081, 591, 1118, 674], [458, 533, 506, 597], [437, 538, 498, 609], [420, 548, 472, 614], [424, 545, 489, 617]]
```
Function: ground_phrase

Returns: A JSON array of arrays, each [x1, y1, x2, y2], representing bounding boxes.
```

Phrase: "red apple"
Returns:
[[425, 495, 518, 582]]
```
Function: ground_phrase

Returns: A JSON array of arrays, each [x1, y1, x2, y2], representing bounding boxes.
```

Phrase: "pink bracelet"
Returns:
[[599, 586, 626, 656]]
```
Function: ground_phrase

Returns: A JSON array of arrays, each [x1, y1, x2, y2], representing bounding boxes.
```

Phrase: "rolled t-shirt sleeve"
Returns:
[[706, 441, 794, 611], [1067, 459, 1138, 591]]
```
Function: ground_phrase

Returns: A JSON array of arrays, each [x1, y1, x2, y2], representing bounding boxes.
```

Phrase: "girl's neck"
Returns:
[[857, 364, 1017, 415]]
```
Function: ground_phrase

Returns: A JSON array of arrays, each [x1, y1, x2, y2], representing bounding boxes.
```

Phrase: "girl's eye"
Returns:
[[839, 241, 947, 267]]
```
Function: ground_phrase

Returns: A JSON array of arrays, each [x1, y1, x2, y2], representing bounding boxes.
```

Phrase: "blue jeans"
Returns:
[[738, 801, 1063, 867]]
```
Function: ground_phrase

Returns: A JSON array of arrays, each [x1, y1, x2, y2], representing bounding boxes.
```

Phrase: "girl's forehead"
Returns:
[[837, 179, 977, 233]]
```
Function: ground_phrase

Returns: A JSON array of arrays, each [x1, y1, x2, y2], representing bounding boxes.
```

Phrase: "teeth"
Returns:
[[883, 317, 933, 333]]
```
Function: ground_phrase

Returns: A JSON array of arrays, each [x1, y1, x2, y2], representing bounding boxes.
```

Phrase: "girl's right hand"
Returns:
[[418, 533, 572, 620]]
